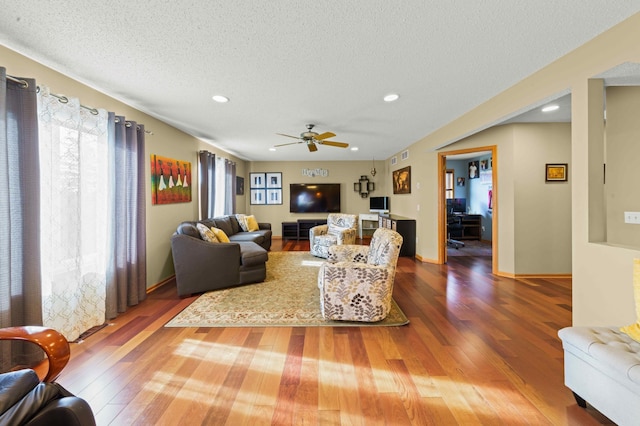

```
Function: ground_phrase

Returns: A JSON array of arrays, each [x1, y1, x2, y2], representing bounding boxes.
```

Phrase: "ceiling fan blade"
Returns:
[[274, 141, 303, 147], [313, 131, 336, 140], [276, 133, 301, 139], [307, 142, 318, 152], [317, 140, 349, 148]]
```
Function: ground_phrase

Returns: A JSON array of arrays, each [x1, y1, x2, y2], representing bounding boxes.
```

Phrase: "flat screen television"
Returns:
[[447, 198, 466, 213], [290, 183, 341, 213], [369, 196, 389, 213]]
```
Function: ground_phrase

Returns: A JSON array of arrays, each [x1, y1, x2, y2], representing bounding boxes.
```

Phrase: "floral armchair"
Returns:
[[309, 213, 358, 258], [317, 227, 403, 322]]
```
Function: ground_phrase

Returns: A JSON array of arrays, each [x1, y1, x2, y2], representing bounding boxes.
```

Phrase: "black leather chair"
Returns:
[[0, 326, 96, 426]]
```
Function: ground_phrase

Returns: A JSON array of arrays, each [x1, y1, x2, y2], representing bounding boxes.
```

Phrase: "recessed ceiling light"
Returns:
[[351, 147, 359, 151], [269, 147, 276, 151], [384, 93, 399, 102], [212, 95, 229, 103], [541, 104, 559, 112]]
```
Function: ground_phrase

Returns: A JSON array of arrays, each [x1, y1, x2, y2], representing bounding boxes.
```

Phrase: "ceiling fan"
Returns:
[[274, 124, 349, 152]]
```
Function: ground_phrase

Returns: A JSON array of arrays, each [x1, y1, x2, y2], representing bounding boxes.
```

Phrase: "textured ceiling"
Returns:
[[2, 2, 640, 161]]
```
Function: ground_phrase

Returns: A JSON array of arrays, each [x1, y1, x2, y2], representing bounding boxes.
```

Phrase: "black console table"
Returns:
[[282, 219, 328, 241], [378, 214, 416, 257]]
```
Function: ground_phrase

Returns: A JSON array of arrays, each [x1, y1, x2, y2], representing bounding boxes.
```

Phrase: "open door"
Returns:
[[437, 146, 498, 274]]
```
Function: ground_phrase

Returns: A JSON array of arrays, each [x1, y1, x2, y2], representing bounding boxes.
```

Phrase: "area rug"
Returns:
[[165, 251, 409, 327], [447, 240, 493, 257]]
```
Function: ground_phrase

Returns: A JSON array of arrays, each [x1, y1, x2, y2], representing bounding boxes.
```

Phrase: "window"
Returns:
[[446, 169, 454, 199]]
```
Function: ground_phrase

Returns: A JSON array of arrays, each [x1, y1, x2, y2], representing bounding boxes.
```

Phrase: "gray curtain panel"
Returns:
[[105, 113, 147, 318], [198, 150, 216, 219], [0, 67, 43, 370], [225, 159, 236, 215]]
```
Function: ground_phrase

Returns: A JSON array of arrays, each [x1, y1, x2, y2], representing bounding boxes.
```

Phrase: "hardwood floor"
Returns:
[[59, 239, 613, 425]]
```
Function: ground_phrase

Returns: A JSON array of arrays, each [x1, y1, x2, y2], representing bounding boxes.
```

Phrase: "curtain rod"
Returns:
[[7, 73, 153, 135]]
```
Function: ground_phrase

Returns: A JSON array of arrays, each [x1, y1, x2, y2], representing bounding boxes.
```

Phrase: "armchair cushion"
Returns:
[[0, 370, 40, 415], [0, 370, 95, 426]]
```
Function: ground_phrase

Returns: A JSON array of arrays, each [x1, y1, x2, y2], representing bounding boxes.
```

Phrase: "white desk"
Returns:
[[359, 213, 379, 239]]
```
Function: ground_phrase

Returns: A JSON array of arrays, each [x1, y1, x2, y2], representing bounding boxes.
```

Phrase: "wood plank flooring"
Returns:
[[58, 239, 614, 425]]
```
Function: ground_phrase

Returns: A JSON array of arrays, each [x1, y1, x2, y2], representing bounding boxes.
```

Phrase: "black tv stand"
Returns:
[[281, 219, 328, 240]]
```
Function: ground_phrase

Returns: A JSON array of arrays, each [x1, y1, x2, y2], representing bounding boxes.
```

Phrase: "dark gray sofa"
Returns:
[[171, 216, 272, 297]]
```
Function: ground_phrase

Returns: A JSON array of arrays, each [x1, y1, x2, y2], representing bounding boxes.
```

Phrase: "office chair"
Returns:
[[447, 213, 465, 249]]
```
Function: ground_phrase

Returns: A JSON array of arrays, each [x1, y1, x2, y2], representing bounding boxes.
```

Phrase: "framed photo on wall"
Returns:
[[392, 166, 411, 194], [266, 189, 282, 205], [468, 161, 479, 179], [250, 189, 266, 205], [250, 172, 266, 188], [236, 176, 245, 195], [546, 163, 568, 182], [266, 172, 282, 188]]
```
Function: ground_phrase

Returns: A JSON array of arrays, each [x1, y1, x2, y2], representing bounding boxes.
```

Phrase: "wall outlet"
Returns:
[[416, 204, 420, 211], [624, 212, 640, 224]]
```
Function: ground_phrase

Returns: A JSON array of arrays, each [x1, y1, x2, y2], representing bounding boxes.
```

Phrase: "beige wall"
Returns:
[[605, 86, 640, 247], [513, 123, 572, 274], [242, 160, 388, 232], [1, 44, 247, 289]]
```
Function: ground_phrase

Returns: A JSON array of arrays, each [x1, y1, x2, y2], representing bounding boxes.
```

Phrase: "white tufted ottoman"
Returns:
[[558, 326, 640, 425]]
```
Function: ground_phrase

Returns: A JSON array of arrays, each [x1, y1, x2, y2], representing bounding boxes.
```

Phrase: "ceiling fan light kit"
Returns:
[[274, 124, 349, 152]]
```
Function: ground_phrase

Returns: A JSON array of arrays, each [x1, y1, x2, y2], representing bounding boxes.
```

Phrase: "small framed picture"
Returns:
[[266, 189, 282, 205], [457, 177, 465, 187], [250, 189, 266, 205], [266, 172, 282, 188], [468, 161, 479, 179], [392, 166, 411, 194], [250, 173, 266, 189], [236, 176, 244, 195], [545, 163, 568, 182]]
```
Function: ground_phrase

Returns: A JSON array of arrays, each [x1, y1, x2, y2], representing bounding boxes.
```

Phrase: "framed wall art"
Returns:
[[266, 172, 282, 188], [151, 154, 192, 205], [236, 176, 245, 195], [392, 166, 411, 194], [250, 189, 265, 205], [250, 172, 266, 188], [468, 161, 479, 179], [546, 163, 568, 182], [250, 172, 282, 204]]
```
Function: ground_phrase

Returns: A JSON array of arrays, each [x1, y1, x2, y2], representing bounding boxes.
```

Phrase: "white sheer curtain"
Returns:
[[214, 156, 226, 217], [37, 86, 108, 341]]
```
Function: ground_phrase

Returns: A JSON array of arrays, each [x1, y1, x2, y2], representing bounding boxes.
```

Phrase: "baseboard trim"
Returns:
[[147, 275, 175, 294], [415, 254, 439, 264], [495, 271, 572, 279]]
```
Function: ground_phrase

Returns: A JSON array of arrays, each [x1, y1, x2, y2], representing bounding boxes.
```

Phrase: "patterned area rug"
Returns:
[[165, 251, 409, 327]]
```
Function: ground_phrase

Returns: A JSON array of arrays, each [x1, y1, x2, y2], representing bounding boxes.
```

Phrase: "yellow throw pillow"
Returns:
[[196, 223, 219, 243], [245, 215, 259, 232], [211, 226, 230, 243], [621, 259, 640, 342]]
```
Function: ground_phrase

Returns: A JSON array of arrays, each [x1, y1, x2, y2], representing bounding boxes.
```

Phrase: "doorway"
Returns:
[[438, 146, 497, 274]]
